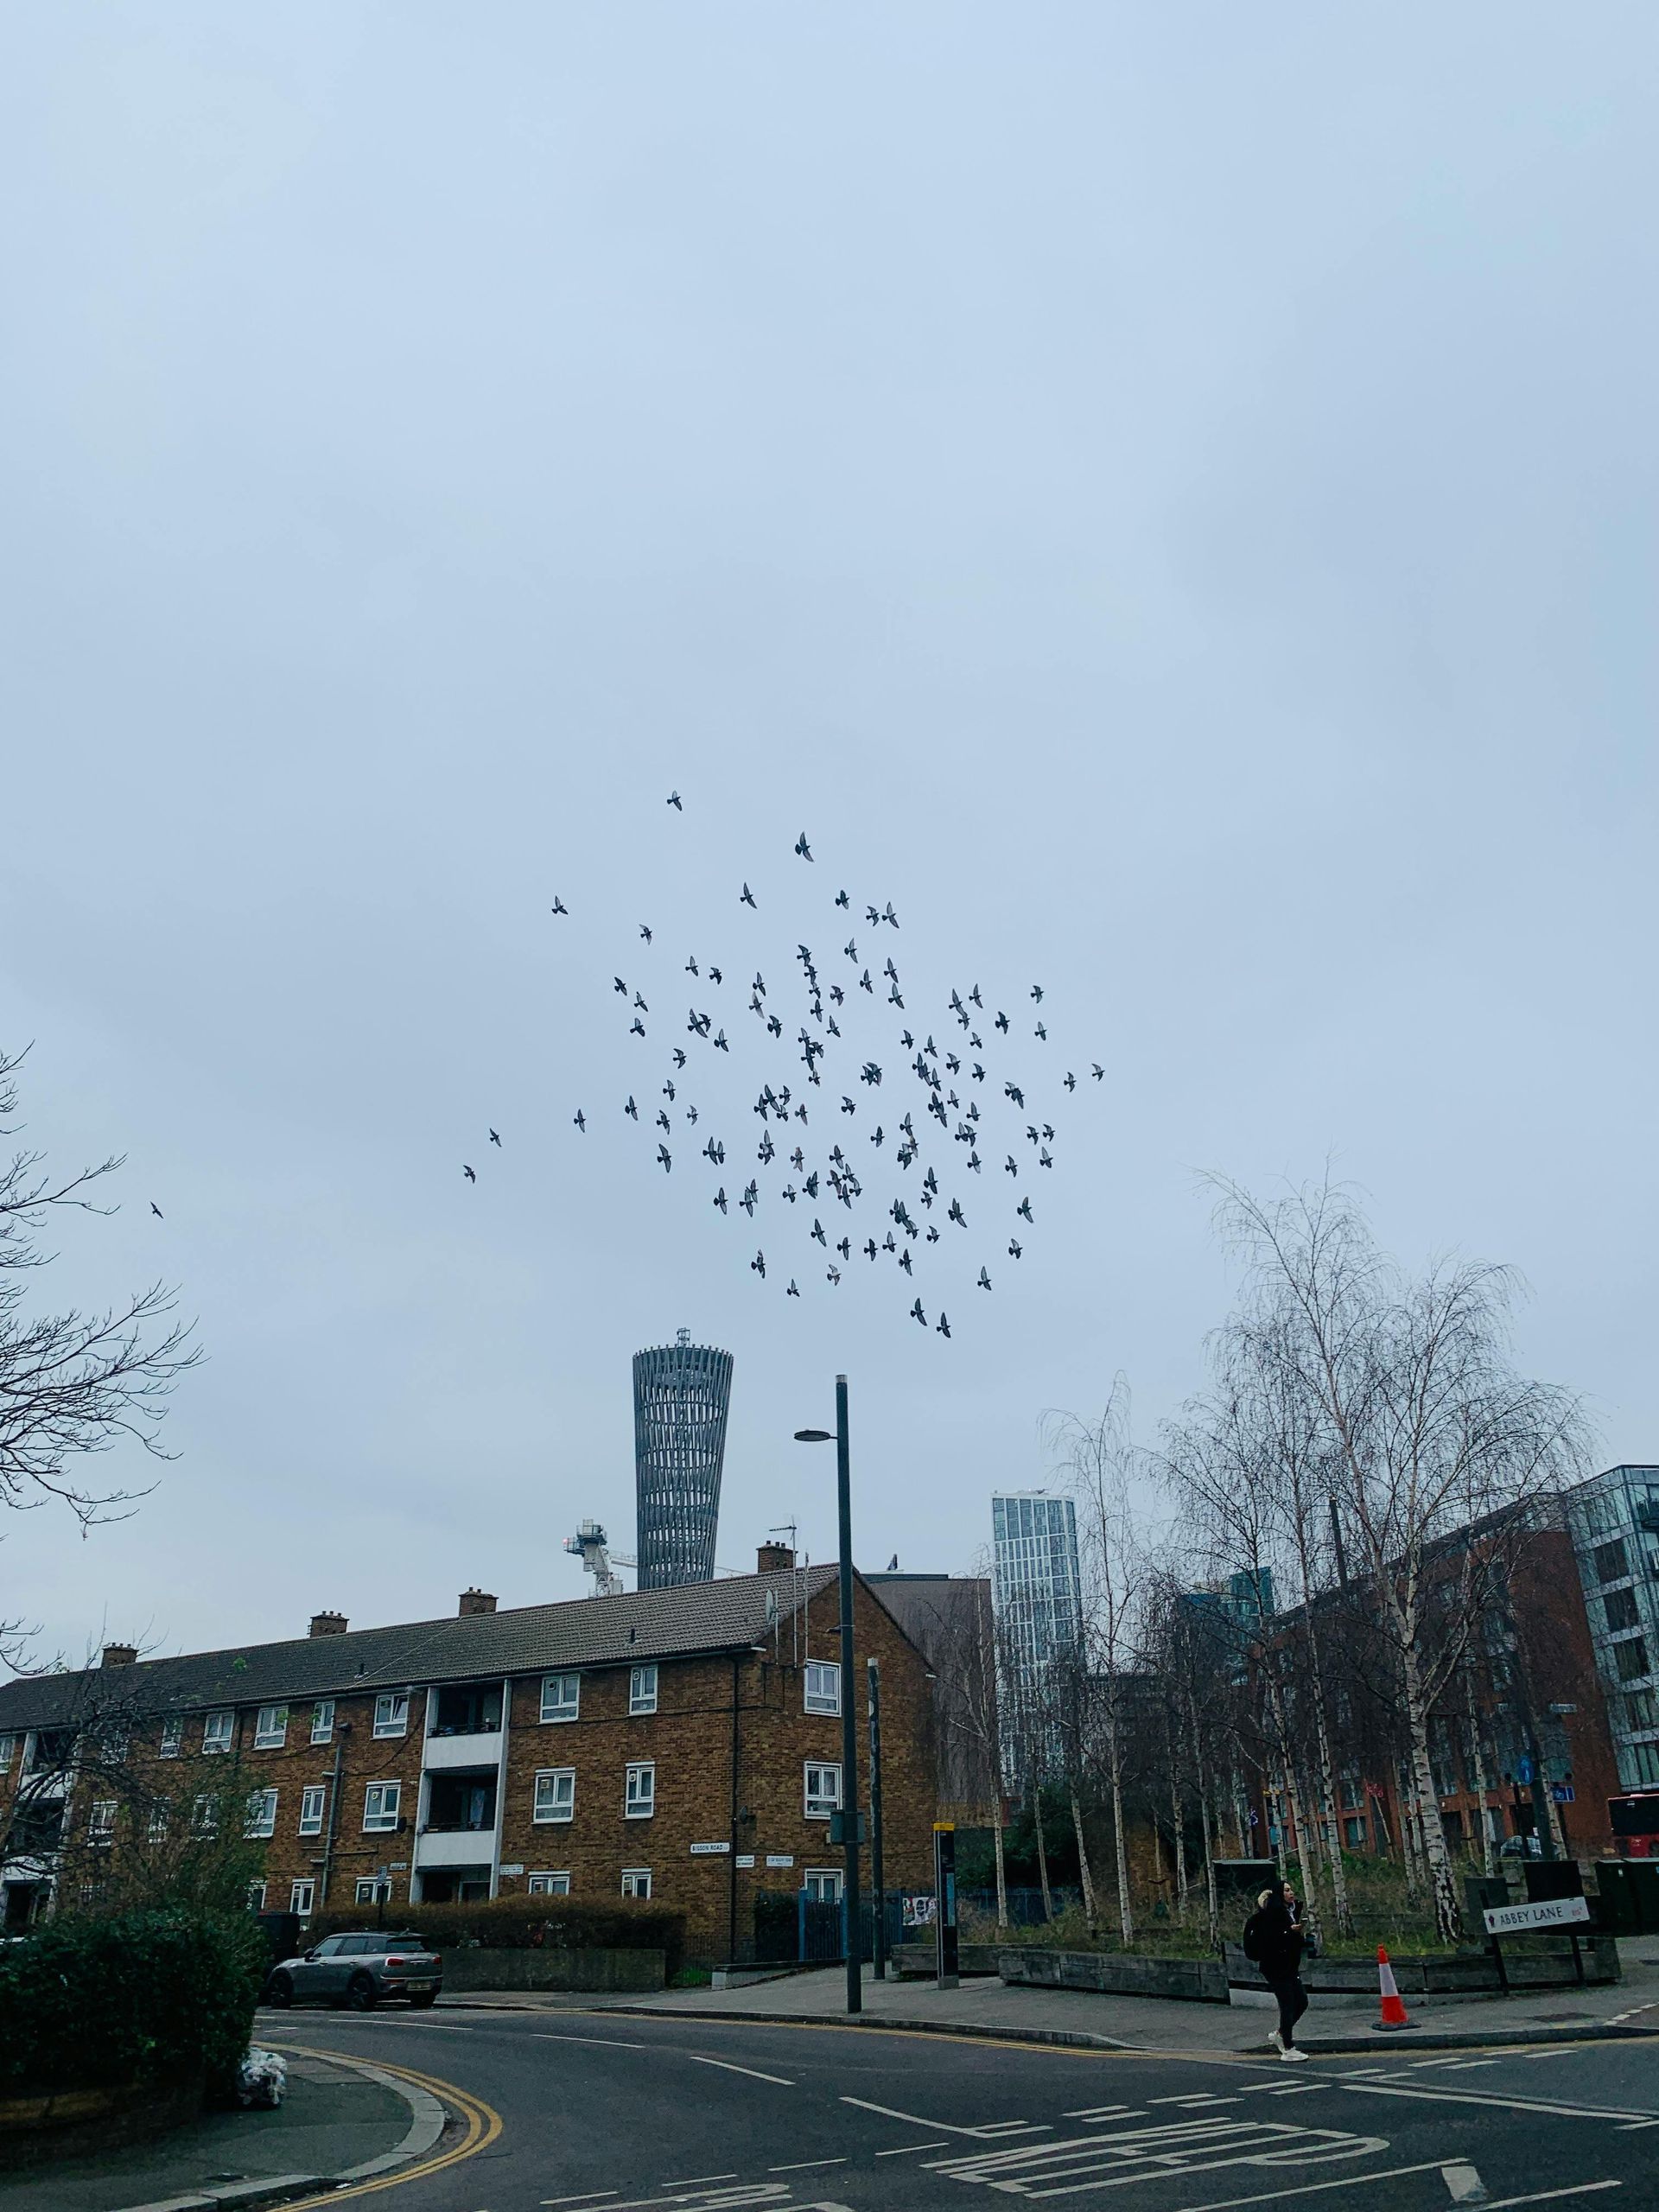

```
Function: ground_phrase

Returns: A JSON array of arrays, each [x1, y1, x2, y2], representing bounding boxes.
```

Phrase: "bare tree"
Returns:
[[912, 1564, 1010, 1928], [0, 1049, 199, 1585], [1046, 1382, 1155, 1948], [1209, 1172, 1592, 1942]]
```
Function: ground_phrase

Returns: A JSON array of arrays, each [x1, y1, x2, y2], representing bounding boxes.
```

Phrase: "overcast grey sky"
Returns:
[[3, 4, 1656, 1668]]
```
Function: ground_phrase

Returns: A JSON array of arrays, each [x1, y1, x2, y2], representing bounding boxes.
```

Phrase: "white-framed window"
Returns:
[[159, 1716, 183, 1758], [289, 1878, 315, 1916], [193, 1795, 221, 1836], [147, 1799, 170, 1841], [533, 1769, 575, 1824], [356, 1877, 392, 1904], [298, 1785, 327, 1837], [621, 1867, 652, 1899], [540, 1673, 581, 1724], [254, 1705, 288, 1750], [245, 1788, 278, 1839], [363, 1781, 402, 1833], [246, 1881, 268, 1911], [527, 1872, 571, 1896], [804, 1866, 843, 1904], [202, 1710, 235, 1755], [99, 1725, 130, 1764], [311, 1700, 335, 1745], [0, 1734, 14, 1774], [629, 1664, 658, 1716], [625, 1761, 655, 1819], [804, 1762, 842, 1819], [804, 1661, 841, 1716], [373, 1693, 409, 1738], [87, 1798, 117, 1842]]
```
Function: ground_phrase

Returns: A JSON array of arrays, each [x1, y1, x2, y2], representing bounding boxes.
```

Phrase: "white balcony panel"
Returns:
[[415, 1827, 498, 1870], [422, 1730, 504, 1772]]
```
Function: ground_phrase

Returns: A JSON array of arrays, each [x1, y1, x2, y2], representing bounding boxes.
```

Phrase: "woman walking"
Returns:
[[1246, 1880, 1310, 2061]]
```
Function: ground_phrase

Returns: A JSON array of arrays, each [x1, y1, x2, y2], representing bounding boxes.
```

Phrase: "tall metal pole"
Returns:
[[868, 1657, 887, 1981], [836, 1372, 861, 2014]]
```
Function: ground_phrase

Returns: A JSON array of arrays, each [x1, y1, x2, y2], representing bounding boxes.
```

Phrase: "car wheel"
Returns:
[[346, 1972, 378, 2012], [407, 1991, 438, 2008], [264, 1973, 294, 2010]]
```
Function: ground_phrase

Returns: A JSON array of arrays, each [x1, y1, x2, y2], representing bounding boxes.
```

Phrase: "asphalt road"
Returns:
[[264, 2002, 1659, 2211]]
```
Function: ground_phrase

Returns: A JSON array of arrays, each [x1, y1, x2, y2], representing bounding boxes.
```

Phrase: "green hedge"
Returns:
[[0, 1909, 265, 2103], [306, 1896, 686, 1977]]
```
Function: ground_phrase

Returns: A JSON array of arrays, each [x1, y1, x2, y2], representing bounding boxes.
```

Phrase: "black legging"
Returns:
[[1268, 1976, 1309, 2046]]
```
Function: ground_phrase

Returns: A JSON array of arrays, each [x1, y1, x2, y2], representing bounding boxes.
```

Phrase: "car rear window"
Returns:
[[378, 1934, 427, 1951]]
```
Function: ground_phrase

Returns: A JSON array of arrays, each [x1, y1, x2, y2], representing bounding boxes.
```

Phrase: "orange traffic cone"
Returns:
[[1373, 1945, 1414, 2031]]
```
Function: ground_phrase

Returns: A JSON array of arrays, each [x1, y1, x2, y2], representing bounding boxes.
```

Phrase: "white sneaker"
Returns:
[[1267, 2029, 1284, 2054], [1279, 2045, 1309, 2063]]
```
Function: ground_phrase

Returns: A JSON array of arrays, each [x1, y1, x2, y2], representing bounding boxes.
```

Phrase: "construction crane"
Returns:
[[563, 1520, 632, 1598]]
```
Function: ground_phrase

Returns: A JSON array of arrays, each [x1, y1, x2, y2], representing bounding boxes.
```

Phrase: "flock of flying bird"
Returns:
[[467, 792, 1100, 1337]]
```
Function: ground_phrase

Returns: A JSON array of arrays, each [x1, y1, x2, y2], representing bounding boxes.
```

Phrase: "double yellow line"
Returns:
[[279, 2044, 502, 2205]]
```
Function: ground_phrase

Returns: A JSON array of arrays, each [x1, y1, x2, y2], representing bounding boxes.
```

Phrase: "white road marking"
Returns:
[[1338, 2081, 1659, 2126], [1162, 2161, 1464, 2211], [1478, 2190, 1622, 2208], [766, 2159, 847, 2172], [1442, 2161, 1487, 2202], [654, 2176, 737, 2189], [839, 2094, 1048, 2140], [1151, 2094, 1240, 2107], [687, 2055, 795, 2086], [1064, 2107, 1142, 2120], [533, 2033, 653, 2051], [924, 2116, 1391, 2194], [540, 2195, 620, 2207], [873, 2140, 951, 2154], [1267, 2085, 1328, 2096]]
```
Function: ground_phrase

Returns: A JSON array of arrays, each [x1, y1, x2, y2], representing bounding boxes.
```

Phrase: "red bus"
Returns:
[[1609, 1792, 1659, 1857]]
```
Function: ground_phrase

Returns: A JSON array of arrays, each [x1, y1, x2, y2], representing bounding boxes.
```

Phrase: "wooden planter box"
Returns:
[[1223, 1937, 1621, 1996], [999, 1948, 1230, 2003]]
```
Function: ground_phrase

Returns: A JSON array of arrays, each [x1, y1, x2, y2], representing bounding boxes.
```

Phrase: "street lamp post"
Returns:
[[795, 1373, 862, 2017], [868, 1656, 887, 1981]]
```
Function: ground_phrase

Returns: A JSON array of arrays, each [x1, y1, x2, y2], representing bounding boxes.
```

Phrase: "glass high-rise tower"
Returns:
[[632, 1332, 734, 1590], [990, 1490, 1083, 1780]]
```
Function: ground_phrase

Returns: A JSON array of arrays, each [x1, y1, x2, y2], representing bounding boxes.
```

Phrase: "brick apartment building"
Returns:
[[0, 1550, 938, 1961]]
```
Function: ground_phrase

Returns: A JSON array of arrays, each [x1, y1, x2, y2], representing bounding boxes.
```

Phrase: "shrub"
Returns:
[[304, 1896, 687, 1979], [0, 1908, 266, 2105]]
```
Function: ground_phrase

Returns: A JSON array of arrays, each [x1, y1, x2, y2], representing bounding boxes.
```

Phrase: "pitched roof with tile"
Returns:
[[0, 1567, 841, 1733]]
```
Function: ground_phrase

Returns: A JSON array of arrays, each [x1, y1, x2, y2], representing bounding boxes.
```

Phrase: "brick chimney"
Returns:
[[459, 1588, 497, 1617], [756, 1541, 795, 1573], [308, 1610, 348, 1637], [100, 1643, 137, 1669]]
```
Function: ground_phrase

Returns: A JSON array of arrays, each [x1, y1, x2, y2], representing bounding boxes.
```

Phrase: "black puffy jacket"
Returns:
[[1250, 1897, 1306, 1980]]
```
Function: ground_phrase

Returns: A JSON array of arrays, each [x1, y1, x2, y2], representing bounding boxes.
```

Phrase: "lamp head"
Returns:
[[794, 1427, 834, 1444]]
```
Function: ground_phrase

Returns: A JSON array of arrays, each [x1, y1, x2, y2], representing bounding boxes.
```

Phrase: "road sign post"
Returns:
[[933, 1822, 958, 1991]]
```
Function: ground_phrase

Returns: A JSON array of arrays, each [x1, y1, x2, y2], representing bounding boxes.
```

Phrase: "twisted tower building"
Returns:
[[632, 1331, 734, 1589]]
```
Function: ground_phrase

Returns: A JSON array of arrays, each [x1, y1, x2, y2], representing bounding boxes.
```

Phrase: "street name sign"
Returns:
[[689, 1840, 731, 1855], [1482, 1895, 1590, 1935]]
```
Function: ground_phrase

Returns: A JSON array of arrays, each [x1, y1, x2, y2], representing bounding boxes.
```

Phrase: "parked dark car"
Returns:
[[262, 1929, 442, 2010]]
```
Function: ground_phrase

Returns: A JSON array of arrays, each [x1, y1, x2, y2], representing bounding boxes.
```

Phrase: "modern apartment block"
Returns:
[[989, 1491, 1082, 1777], [1566, 1465, 1659, 1791], [632, 1332, 734, 1589], [0, 1554, 935, 1959]]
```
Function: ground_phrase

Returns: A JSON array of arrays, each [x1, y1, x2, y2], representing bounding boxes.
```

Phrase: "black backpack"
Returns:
[[1241, 1910, 1264, 1962]]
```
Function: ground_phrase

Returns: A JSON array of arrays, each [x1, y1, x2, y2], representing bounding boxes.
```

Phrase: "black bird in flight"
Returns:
[[709, 966, 722, 986], [1006, 1082, 1026, 1107], [686, 955, 699, 976], [664, 1079, 676, 1100], [150, 1201, 162, 1217], [925, 1224, 941, 1244], [841, 1095, 856, 1116], [767, 1015, 783, 1038], [550, 896, 568, 915], [656, 1110, 671, 1134], [948, 1198, 966, 1227], [883, 957, 899, 982], [753, 970, 766, 995], [861, 1061, 882, 1086], [790, 1146, 805, 1170], [865, 1238, 879, 1261], [977, 1267, 992, 1291], [936, 1312, 950, 1338], [945, 1052, 961, 1075], [633, 993, 648, 1011], [573, 1110, 586, 1131], [883, 902, 899, 928], [714, 1029, 729, 1052], [673, 1049, 687, 1069], [1031, 984, 1044, 1003], [995, 1011, 1009, 1034], [827, 1264, 842, 1285], [835, 889, 850, 909], [751, 1249, 766, 1277], [795, 832, 813, 861], [741, 1181, 759, 1216], [656, 1145, 671, 1173], [1009, 1238, 1023, 1258], [714, 1186, 728, 1214], [741, 883, 757, 909], [967, 1151, 982, 1173], [1034, 1022, 1047, 1041], [911, 1298, 927, 1326], [1017, 1196, 1033, 1222], [1005, 1155, 1019, 1176], [786, 1279, 801, 1298], [613, 976, 628, 995], [1092, 1062, 1104, 1080], [837, 1236, 852, 1260], [640, 925, 652, 943], [900, 1029, 914, 1050], [667, 790, 683, 810], [630, 1019, 645, 1037], [1039, 1147, 1053, 1169], [971, 1061, 986, 1083], [1065, 1071, 1077, 1092], [844, 939, 858, 962], [869, 1125, 884, 1148], [969, 984, 982, 1008], [859, 969, 874, 994], [1042, 1122, 1055, 1141], [829, 983, 844, 1006], [866, 905, 881, 927], [625, 1096, 639, 1120], [463, 1165, 476, 1183], [758, 1132, 775, 1164], [811, 1218, 827, 1246], [1027, 1124, 1039, 1145], [686, 1105, 700, 1126], [489, 1128, 501, 1147], [899, 1248, 912, 1274]]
